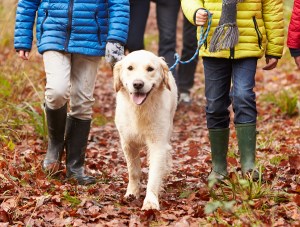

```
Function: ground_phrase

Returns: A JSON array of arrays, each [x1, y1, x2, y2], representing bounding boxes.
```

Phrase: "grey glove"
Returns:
[[105, 41, 124, 65]]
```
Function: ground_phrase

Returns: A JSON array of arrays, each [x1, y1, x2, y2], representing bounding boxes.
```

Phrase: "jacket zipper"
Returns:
[[40, 9, 48, 40], [94, 11, 102, 45], [64, 0, 74, 51], [252, 16, 262, 49], [229, 48, 234, 59]]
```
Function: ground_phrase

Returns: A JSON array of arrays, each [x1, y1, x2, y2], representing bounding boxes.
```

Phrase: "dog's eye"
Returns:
[[127, 66, 133, 71], [147, 66, 154, 72]]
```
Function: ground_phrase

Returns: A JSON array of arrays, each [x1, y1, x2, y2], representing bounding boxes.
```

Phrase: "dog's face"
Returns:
[[113, 50, 170, 105]]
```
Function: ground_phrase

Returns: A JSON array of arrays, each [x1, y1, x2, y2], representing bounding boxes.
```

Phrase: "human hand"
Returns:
[[18, 50, 30, 60], [195, 9, 208, 26], [105, 42, 124, 66], [262, 57, 278, 70], [294, 56, 300, 70]]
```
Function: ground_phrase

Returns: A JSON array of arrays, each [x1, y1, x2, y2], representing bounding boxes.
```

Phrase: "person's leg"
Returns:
[[232, 58, 259, 180], [69, 54, 99, 120], [204, 58, 232, 129], [177, 14, 198, 102], [231, 58, 257, 125], [44, 51, 71, 110], [43, 51, 71, 173], [203, 57, 232, 182], [65, 54, 100, 185], [126, 0, 150, 52], [156, 0, 180, 76]]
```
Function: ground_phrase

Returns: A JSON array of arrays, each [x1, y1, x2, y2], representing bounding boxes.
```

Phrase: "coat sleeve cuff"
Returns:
[[15, 48, 31, 53], [265, 55, 281, 59], [106, 40, 125, 46]]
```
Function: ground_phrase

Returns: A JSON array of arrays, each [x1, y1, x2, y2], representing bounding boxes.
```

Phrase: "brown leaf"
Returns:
[[73, 219, 85, 227], [140, 209, 160, 222], [0, 197, 18, 212], [293, 194, 300, 206], [43, 212, 56, 222], [197, 187, 210, 201], [87, 205, 100, 217], [173, 218, 190, 227], [0, 207, 10, 223], [289, 155, 300, 171], [187, 192, 196, 203], [227, 157, 238, 166], [51, 195, 62, 205], [160, 212, 177, 221], [36, 195, 50, 208]]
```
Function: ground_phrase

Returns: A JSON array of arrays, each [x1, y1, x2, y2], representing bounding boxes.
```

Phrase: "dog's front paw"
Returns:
[[142, 192, 160, 210], [125, 184, 140, 199]]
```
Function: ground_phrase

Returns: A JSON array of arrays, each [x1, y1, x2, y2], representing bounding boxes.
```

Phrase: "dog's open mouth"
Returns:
[[131, 89, 152, 105]]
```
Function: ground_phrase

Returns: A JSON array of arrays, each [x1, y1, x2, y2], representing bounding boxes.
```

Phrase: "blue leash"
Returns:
[[169, 11, 212, 71]]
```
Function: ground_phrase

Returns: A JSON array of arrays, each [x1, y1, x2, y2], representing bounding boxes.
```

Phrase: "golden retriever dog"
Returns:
[[113, 50, 178, 210]]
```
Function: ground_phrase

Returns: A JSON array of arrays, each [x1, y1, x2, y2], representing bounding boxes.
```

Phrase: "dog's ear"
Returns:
[[113, 61, 123, 92], [159, 57, 171, 91]]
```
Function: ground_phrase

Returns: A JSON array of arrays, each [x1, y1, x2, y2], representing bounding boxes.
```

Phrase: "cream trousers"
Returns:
[[43, 51, 100, 120]]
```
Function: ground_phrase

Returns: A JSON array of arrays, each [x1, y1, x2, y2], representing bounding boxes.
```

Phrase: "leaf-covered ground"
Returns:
[[1, 58, 300, 226], [1, 3, 300, 227]]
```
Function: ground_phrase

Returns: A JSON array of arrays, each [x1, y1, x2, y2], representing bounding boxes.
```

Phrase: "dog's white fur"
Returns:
[[113, 50, 178, 210]]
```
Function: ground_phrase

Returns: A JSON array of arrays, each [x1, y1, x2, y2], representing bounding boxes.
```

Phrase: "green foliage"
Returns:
[[0, 75, 12, 97], [257, 132, 277, 151], [205, 200, 235, 214], [179, 190, 194, 199], [227, 147, 237, 158], [21, 102, 47, 139], [269, 155, 288, 166], [144, 34, 159, 50], [205, 167, 291, 225], [93, 113, 110, 127], [262, 89, 299, 117], [62, 191, 81, 207], [0, 0, 46, 148], [0, 54, 45, 147]]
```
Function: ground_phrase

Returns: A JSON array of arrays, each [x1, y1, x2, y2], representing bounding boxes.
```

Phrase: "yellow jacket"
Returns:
[[181, 0, 284, 59]]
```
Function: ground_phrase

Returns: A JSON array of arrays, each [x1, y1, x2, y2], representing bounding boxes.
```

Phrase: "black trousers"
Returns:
[[126, 0, 198, 93], [177, 15, 198, 94]]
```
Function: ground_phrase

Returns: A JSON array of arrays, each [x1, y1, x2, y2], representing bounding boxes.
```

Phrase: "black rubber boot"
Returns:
[[65, 116, 96, 185], [207, 128, 229, 184], [43, 104, 67, 173], [236, 123, 260, 181]]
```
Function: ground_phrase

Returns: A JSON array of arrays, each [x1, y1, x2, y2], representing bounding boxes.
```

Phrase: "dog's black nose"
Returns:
[[133, 80, 144, 90]]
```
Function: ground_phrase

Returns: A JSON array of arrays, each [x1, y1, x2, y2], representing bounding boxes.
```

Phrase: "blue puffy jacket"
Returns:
[[14, 0, 130, 56]]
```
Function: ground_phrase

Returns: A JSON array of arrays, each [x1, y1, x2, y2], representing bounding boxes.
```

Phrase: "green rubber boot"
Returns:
[[236, 123, 260, 181], [208, 128, 229, 183]]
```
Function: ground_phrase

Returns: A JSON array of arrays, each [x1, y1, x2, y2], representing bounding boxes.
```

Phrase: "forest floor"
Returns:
[[1, 2, 300, 226]]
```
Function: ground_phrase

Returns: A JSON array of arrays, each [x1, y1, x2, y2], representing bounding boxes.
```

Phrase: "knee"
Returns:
[[45, 86, 69, 109], [232, 90, 255, 105], [206, 99, 230, 117]]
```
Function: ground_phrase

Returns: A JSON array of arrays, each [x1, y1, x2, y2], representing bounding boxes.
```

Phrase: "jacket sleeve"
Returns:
[[287, 0, 300, 56], [181, 0, 204, 25], [262, 0, 284, 58], [14, 0, 40, 51], [107, 0, 130, 45]]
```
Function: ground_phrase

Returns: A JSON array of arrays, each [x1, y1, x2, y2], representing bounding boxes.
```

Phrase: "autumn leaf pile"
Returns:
[[1, 2, 300, 226], [0, 57, 300, 226]]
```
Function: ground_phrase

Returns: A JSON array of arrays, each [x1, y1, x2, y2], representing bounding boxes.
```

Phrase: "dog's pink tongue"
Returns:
[[132, 93, 147, 105]]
